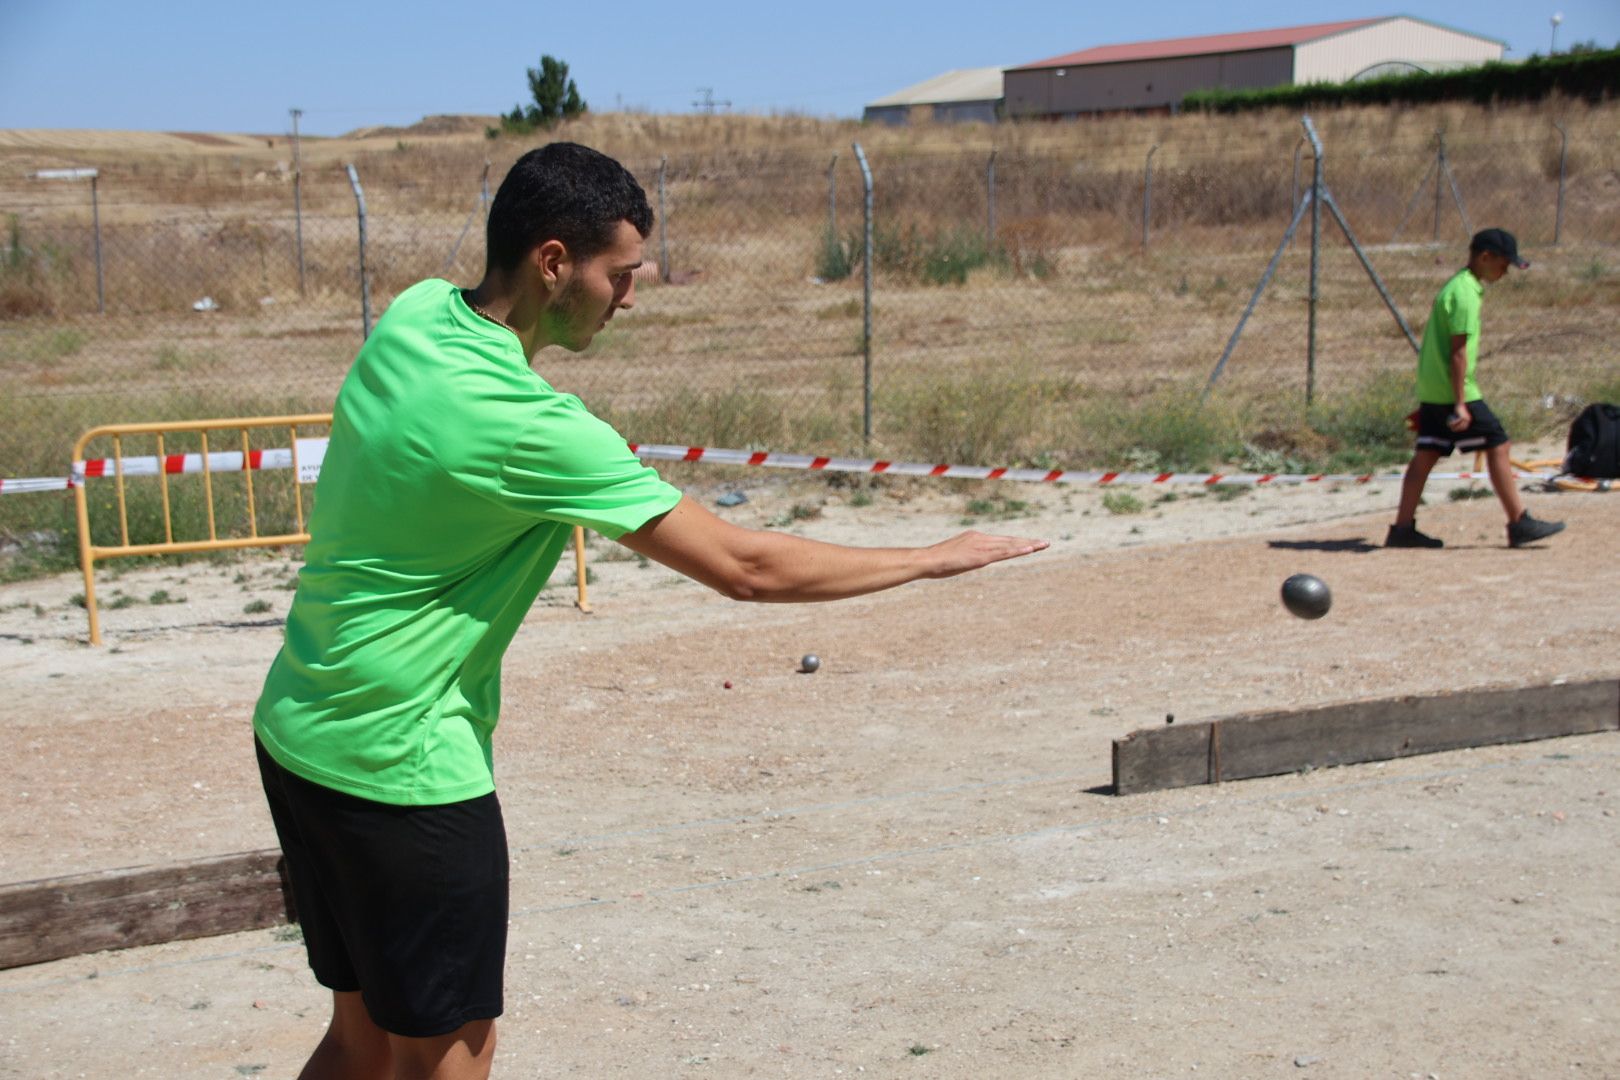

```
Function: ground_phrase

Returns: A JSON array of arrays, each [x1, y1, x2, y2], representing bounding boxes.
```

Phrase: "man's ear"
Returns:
[[531, 239, 570, 292]]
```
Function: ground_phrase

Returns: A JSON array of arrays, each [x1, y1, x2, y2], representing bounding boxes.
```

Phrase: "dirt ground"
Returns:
[[1, 461, 1617, 1079]]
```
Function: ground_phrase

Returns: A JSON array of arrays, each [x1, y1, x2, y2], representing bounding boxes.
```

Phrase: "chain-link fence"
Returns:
[[4, 115, 1618, 539]]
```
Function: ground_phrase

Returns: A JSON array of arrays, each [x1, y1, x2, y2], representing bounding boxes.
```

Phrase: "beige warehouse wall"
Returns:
[[1295, 18, 1504, 83]]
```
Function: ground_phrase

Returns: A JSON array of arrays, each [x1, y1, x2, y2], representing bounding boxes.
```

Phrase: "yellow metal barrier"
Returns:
[[73, 415, 594, 644], [73, 415, 331, 645]]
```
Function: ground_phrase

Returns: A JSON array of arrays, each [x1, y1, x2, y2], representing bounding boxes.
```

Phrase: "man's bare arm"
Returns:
[[616, 495, 1048, 603]]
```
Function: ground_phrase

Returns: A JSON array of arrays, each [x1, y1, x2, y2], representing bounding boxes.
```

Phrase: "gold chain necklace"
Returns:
[[463, 290, 514, 333]]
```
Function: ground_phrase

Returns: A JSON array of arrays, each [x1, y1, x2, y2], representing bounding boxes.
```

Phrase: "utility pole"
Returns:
[[691, 87, 731, 114], [290, 107, 307, 296]]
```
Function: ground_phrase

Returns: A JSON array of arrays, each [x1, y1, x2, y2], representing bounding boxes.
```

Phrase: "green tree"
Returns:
[[502, 54, 587, 133]]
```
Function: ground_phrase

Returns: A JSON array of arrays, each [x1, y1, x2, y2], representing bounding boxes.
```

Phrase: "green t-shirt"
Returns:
[[253, 279, 681, 805], [1415, 268, 1483, 404]]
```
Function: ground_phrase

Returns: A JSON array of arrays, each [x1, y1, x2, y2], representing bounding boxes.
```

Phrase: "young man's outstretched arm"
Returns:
[[618, 495, 1047, 603]]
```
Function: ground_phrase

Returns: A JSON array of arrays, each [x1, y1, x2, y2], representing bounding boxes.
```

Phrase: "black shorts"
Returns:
[[256, 739, 508, 1037], [1414, 399, 1510, 457]]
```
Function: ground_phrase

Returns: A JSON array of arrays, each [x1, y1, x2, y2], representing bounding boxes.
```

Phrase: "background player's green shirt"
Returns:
[[253, 279, 681, 806], [1415, 268, 1483, 404]]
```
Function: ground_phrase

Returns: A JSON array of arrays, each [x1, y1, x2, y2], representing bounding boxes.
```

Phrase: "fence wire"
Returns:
[[3, 119, 1617, 532]]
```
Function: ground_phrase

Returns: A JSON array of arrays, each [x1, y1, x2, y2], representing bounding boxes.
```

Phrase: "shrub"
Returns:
[[814, 226, 853, 281], [1102, 491, 1144, 514]]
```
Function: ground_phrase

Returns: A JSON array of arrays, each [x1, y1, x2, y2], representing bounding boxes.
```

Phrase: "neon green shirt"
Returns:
[[1415, 268, 1483, 404], [253, 279, 680, 805]]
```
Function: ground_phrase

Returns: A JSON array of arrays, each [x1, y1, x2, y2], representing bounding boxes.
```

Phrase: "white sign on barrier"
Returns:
[[296, 438, 328, 485]]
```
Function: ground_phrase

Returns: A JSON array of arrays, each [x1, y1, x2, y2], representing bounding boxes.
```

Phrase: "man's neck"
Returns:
[[466, 275, 546, 356]]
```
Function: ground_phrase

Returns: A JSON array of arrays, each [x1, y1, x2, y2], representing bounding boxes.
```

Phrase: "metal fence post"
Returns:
[[440, 163, 492, 276], [1142, 144, 1158, 249], [291, 108, 306, 296], [986, 150, 997, 249], [1432, 133, 1444, 242], [657, 156, 670, 284], [853, 142, 874, 447], [1553, 121, 1567, 245], [1202, 192, 1313, 400], [29, 167, 103, 313], [1306, 117, 1323, 407], [90, 173, 104, 315], [826, 154, 838, 238], [1439, 136, 1472, 237], [1290, 136, 1305, 212], [344, 164, 372, 339]]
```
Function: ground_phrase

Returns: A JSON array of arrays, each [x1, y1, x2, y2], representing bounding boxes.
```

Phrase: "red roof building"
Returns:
[[1004, 16, 1507, 118]]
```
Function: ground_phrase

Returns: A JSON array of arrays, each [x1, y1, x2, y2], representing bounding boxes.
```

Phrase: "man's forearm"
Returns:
[[618, 495, 1046, 603], [721, 531, 935, 602]]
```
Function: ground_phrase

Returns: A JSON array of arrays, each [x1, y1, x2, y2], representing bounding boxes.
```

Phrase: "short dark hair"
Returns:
[[485, 143, 653, 274]]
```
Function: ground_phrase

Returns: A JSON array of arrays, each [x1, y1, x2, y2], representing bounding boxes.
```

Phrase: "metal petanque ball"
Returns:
[[798, 654, 821, 674], [1280, 573, 1332, 620]]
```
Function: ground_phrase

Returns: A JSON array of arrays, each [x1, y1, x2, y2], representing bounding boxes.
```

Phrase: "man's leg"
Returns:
[[298, 991, 392, 1080], [389, 1018, 497, 1080], [1485, 442, 1525, 523], [1394, 449, 1442, 526]]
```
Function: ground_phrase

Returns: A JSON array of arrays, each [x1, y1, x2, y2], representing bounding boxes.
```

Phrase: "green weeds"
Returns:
[[814, 226, 854, 282], [1102, 491, 1144, 515], [962, 494, 1030, 522]]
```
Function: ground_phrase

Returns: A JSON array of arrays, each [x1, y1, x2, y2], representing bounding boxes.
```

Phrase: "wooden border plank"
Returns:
[[1113, 679, 1620, 796], [0, 849, 292, 970]]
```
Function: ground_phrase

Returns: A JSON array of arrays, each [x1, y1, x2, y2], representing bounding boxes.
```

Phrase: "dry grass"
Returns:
[[2, 99, 1617, 515]]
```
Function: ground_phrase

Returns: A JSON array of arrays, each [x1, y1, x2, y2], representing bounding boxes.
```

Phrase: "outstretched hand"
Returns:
[[923, 530, 1049, 579]]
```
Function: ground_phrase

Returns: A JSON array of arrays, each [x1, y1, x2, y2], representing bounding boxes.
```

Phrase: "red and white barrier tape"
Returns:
[[0, 443, 323, 496], [625, 442, 1544, 488], [1, 438, 1554, 495]]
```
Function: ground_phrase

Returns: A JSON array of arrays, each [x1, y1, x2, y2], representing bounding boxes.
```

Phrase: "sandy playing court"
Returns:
[[1, 464, 1616, 1078]]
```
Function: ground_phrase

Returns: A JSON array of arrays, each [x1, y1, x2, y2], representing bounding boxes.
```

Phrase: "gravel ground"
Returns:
[[1, 463, 1616, 1078]]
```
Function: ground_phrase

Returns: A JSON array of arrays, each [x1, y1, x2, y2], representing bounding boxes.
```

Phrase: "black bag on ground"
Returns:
[[1565, 403, 1620, 478]]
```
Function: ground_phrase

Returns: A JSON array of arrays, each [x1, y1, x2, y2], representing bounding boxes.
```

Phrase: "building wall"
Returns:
[[863, 101, 999, 125], [1295, 17, 1503, 82], [862, 105, 909, 125], [1005, 48, 1293, 117], [933, 100, 1000, 124]]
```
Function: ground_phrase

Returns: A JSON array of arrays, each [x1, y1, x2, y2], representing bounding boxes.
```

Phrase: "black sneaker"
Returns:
[[1508, 511, 1565, 548], [1385, 523, 1444, 549]]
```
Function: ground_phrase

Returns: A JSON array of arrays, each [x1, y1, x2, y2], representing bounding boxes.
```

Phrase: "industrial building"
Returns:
[[861, 67, 1006, 125], [1002, 16, 1507, 118]]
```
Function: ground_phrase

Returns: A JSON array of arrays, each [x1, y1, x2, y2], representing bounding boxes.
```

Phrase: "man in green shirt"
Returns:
[[1386, 228, 1565, 549], [253, 143, 1048, 1079]]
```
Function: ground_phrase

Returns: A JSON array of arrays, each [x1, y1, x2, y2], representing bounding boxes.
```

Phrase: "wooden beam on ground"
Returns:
[[0, 849, 291, 970], [1113, 679, 1620, 796]]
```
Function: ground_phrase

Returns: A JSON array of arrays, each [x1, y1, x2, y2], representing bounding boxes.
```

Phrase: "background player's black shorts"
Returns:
[[256, 738, 508, 1037], [1414, 399, 1510, 457]]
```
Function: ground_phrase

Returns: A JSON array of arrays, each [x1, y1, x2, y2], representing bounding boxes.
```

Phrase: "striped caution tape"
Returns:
[[1, 439, 1560, 495], [625, 442, 1548, 488], [0, 442, 326, 496]]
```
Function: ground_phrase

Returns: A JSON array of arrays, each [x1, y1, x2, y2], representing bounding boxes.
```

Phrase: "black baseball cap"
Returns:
[[1471, 228, 1529, 269]]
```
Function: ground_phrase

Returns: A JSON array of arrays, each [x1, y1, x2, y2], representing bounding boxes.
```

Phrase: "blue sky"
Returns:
[[1, 1, 1615, 136]]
